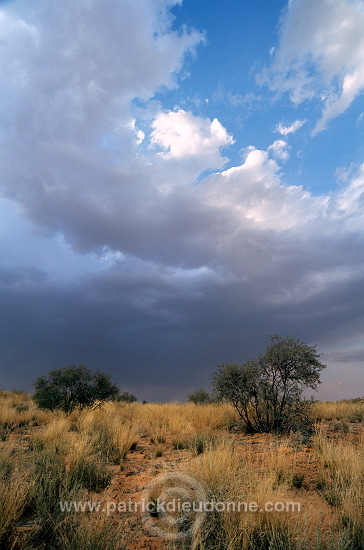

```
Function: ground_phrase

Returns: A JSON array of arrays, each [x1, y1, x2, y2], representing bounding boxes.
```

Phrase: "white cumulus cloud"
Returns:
[[150, 109, 234, 167], [276, 119, 306, 136], [261, 0, 364, 134], [268, 139, 290, 161]]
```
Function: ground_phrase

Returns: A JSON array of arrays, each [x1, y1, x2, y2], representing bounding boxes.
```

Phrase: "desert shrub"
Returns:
[[33, 365, 119, 413], [27, 443, 120, 548], [15, 404, 29, 413], [188, 389, 211, 404], [31, 447, 75, 528], [69, 455, 111, 492], [212, 334, 325, 434], [331, 420, 349, 433], [348, 411, 364, 423], [190, 435, 206, 455], [291, 473, 305, 489], [117, 391, 137, 403], [29, 446, 96, 547], [188, 433, 217, 455], [173, 439, 188, 450]]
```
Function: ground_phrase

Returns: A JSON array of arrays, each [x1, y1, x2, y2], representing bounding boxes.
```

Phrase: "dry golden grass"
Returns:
[[0, 391, 363, 549], [56, 513, 127, 550], [32, 414, 72, 449], [315, 431, 364, 546], [184, 438, 248, 500], [0, 447, 34, 545], [182, 438, 313, 549], [312, 398, 364, 422], [0, 394, 140, 547], [0, 390, 50, 433], [126, 402, 238, 442], [76, 405, 140, 464]]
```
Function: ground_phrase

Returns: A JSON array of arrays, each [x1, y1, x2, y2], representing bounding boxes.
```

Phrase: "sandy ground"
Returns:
[[7, 420, 364, 549], [101, 423, 362, 549]]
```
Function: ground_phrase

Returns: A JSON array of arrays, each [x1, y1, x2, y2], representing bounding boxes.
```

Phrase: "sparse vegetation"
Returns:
[[312, 398, 364, 422], [0, 390, 363, 548]]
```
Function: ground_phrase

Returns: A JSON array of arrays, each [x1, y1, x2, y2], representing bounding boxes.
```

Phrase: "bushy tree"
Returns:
[[33, 365, 119, 413], [117, 391, 137, 403], [212, 335, 325, 434], [187, 389, 211, 404]]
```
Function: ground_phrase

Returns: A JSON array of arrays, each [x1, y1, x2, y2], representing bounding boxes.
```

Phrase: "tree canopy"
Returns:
[[187, 388, 211, 404], [212, 334, 325, 434], [33, 365, 119, 413], [117, 391, 137, 403]]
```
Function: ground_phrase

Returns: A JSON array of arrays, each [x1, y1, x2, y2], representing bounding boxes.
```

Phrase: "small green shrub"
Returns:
[[69, 457, 111, 492], [348, 411, 364, 423], [173, 440, 188, 450], [341, 517, 364, 550], [189, 436, 207, 455], [274, 470, 286, 487], [331, 420, 349, 433], [0, 430, 9, 442], [0, 453, 13, 482], [116, 391, 137, 403], [15, 404, 29, 413], [187, 389, 211, 404], [291, 473, 305, 489]]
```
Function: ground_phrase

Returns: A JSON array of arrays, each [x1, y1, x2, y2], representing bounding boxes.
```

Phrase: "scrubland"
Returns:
[[0, 390, 363, 549]]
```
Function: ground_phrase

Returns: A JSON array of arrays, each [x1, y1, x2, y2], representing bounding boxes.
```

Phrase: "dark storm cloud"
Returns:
[[1, 243, 363, 401]]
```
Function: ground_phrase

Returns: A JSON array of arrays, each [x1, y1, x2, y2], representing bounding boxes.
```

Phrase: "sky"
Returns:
[[0, 0, 364, 401]]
